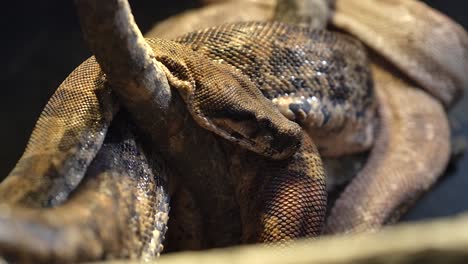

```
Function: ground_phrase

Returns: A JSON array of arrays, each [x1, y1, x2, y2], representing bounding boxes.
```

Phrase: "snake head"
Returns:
[[188, 63, 302, 159], [152, 40, 302, 159]]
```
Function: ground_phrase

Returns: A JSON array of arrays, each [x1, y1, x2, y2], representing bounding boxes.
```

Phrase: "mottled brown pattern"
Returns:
[[227, 132, 326, 243], [165, 130, 327, 249], [147, 35, 303, 160], [0, 115, 169, 263], [0, 58, 117, 207], [170, 21, 376, 157]]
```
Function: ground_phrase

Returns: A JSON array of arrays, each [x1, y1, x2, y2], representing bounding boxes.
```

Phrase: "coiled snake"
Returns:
[[0, 0, 466, 262]]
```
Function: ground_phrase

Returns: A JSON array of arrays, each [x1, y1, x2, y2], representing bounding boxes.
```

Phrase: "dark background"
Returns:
[[0, 1, 467, 222]]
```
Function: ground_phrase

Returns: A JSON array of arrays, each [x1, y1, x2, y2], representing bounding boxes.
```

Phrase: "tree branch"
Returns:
[[115, 213, 468, 263]]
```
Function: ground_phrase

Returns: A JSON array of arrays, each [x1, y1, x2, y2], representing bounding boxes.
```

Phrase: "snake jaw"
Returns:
[[211, 109, 302, 160]]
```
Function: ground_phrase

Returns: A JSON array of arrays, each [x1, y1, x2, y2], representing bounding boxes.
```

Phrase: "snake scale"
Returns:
[[1, 0, 467, 262]]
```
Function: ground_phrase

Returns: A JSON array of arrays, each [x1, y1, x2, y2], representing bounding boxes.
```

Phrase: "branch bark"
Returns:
[[130, 213, 468, 264]]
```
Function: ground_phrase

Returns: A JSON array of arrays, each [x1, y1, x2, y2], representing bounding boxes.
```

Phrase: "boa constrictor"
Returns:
[[165, 0, 466, 232], [0, 0, 466, 263]]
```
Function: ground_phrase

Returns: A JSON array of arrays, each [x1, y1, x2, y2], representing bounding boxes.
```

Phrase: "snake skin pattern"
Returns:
[[0, 58, 116, 207], [170, 21, 376, 157], [0, 114, 169, 262]]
